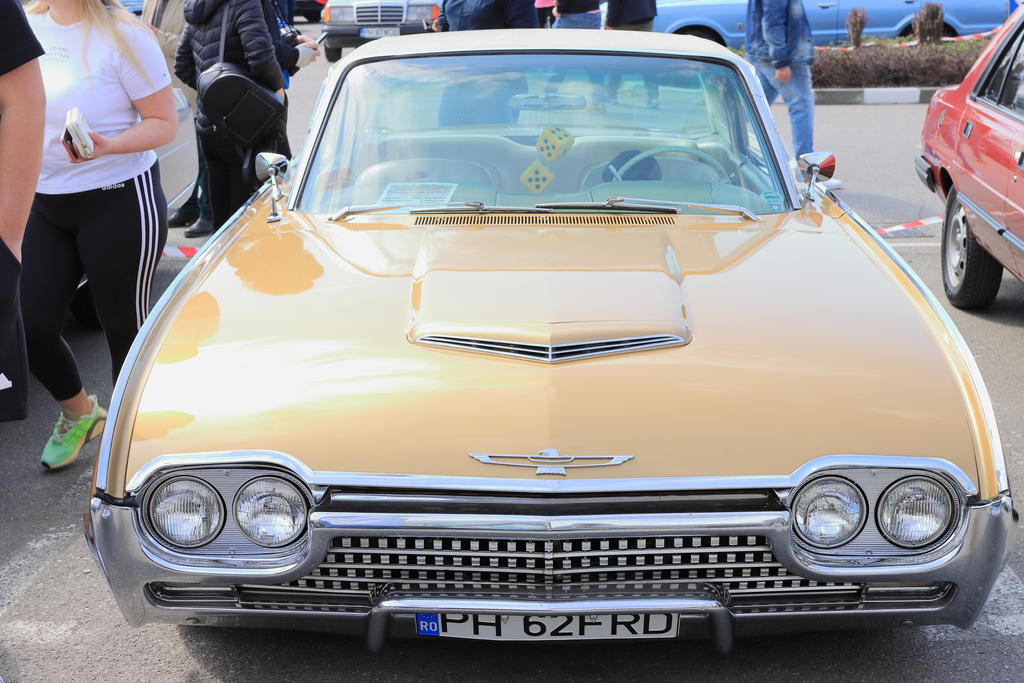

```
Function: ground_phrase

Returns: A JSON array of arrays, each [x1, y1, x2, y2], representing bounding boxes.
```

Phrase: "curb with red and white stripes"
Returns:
[[158, 216, 943, 263]]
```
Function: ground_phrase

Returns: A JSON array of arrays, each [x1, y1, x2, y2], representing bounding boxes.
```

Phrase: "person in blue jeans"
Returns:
[[745, 0, 815, 159], [552, 0, 600, 29]]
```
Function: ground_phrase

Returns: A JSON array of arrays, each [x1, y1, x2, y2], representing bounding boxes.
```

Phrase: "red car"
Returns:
[[918, 8, 1024, 308]]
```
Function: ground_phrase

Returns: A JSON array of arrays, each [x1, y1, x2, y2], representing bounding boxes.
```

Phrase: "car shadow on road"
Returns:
[[983, 276, 1024, 330], [174, 624, 967, 681]]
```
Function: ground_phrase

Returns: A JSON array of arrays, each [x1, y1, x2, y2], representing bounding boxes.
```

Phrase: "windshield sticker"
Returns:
[[762, 191, 785, 212], [537, 126, 574, 162], [377, 183, 457, 208]]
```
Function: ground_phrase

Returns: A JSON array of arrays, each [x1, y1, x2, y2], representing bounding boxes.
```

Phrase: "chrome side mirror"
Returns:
[[797, 152, 836, 198], [256, 152, 289, 223]]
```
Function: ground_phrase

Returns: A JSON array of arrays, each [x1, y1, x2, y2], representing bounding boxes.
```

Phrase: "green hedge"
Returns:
[[810, 39, 989, 88]]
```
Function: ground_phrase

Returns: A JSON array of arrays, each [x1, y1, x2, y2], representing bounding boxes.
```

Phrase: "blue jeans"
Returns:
[[755, 62, 814, 159], [553, 12, 601, 29]]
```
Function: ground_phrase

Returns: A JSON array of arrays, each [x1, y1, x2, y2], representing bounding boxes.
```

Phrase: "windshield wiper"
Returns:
[[535, 196, 762, 222], [411, 201, 554, 214], [329, 204, 404, 221]]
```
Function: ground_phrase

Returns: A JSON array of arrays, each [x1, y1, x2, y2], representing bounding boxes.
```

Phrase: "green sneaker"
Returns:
[[41, 394, 107, 470]]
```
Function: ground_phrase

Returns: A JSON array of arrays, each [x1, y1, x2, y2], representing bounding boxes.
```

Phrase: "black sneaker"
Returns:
[[168, 206, 199, 227]]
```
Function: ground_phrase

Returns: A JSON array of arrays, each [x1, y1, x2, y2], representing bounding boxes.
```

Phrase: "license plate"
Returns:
[[415, 613, 679, 641], [360, 26, 400, 38]]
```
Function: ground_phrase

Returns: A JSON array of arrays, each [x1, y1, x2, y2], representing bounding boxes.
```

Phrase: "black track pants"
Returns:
[[20, 163, 167, 400]]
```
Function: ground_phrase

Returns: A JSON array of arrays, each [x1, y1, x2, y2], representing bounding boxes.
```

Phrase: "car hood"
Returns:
[[124, 209, 979, 487]]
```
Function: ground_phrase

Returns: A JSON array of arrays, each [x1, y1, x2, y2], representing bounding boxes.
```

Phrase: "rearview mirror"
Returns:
[[797, 152, 836, 197], [256, 152, 289, 183], [798, 151, 836, 180], [509, 93, 587, 111], [256, 152, 289, 223]]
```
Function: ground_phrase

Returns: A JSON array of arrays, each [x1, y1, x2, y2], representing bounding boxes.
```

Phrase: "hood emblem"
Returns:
[[469, 449, 634, 476]]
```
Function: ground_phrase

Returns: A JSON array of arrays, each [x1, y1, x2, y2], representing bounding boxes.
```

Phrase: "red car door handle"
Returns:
[[963, 121, 974, 139], [1016, 150, 1024, 169]]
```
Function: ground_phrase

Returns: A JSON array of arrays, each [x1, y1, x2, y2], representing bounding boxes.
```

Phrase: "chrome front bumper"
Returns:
[[85, 493, 1017, 651]]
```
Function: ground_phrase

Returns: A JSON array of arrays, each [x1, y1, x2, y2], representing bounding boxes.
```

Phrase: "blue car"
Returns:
[[653, 0, 1012, 48]]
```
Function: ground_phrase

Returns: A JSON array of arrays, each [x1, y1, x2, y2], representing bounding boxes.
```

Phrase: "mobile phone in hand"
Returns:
[[63, 108, 94, 160]]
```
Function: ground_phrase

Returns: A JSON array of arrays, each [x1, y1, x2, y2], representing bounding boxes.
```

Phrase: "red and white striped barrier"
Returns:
[[161, 246, 199, 260], [875, 215, 943, 236]]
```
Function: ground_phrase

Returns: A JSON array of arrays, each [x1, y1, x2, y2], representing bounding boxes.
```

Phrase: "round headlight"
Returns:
[[148, 477, 225, 548], [793, 477, 866, 548], [877, 477, 954, 548], [234, 477, 308, 547]]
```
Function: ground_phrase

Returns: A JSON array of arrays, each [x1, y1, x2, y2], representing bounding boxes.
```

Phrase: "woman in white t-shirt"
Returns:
[[22, 0, 176, 470]]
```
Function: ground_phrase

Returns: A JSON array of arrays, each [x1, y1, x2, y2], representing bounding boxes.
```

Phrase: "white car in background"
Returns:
[[321, 1, 437, 61]]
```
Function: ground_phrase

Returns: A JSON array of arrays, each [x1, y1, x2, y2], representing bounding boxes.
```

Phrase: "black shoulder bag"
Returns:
[[196, 9, 285, 149]]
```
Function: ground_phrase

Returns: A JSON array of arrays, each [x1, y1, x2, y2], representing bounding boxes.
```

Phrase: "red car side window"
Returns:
[[1005, 48, 1024, 111], [982, 27, 1024, 104]]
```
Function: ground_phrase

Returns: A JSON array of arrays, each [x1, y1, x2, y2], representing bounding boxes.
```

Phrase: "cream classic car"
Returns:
[[86, 30, 1017, 651]]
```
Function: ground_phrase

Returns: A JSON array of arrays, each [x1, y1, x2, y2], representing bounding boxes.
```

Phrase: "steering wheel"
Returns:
[[614, 145, 729, 183]]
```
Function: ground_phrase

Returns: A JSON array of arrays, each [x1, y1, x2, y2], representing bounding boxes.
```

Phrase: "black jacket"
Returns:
[[605, 0, 656, 27], [175, 0, 285, 131], [262, 0, 302, 75]]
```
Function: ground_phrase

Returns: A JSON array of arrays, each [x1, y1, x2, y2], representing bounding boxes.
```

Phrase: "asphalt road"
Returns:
[[1, 31, 1023, 681]]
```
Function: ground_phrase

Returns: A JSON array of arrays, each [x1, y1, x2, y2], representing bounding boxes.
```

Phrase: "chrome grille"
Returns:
[[286, 534, 857, 599], [355, 4, 404, 23], [416, 334, 687, 362]]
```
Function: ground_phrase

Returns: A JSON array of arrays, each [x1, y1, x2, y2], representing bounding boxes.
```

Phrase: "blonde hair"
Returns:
[[28, 0, 154, 86]]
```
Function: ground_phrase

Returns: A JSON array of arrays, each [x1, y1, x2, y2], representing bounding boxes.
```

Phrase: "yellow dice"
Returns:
[[536, 126, 574, 162], [521, 161, 554, 193]]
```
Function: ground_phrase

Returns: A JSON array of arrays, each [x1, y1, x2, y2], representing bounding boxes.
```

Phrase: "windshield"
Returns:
[[298, 53, 789, 215]]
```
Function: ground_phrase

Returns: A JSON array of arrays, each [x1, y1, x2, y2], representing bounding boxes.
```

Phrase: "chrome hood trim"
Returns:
[[415, 333, 688, 363]]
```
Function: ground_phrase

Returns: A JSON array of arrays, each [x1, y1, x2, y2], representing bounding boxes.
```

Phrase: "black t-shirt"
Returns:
[[0, 0, 43, 77]]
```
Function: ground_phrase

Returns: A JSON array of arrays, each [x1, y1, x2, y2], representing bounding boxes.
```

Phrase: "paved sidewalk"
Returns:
[[816, 87, 943, 105]]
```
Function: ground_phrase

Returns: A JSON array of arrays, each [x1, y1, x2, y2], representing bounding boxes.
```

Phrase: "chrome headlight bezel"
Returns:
[[233, 476, 309, 548], [875, 475, 956, 549], [791, 475, 868, 549], [331, 5, 355, 23], [145, 475, 226, 549], [137, 465, 314, 565]]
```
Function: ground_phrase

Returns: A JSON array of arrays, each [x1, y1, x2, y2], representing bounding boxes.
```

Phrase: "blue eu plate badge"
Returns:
[[417, 613, 441, 636]]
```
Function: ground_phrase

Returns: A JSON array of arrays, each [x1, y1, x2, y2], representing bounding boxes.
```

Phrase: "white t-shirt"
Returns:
[[28, 10, 171, 194]]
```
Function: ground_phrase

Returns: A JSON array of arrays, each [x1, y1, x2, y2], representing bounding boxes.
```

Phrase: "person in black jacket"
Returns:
[[175, 0, 285, 230], [178, 0, 318, 238]]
